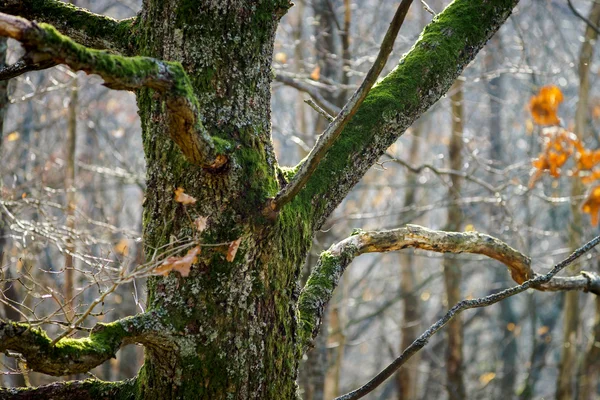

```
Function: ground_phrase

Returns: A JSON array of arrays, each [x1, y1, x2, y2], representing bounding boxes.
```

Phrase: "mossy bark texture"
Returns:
[[0, 0, 519, 398]]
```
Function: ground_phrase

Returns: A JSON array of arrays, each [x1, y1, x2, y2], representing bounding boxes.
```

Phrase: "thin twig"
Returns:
[[568, 0, 600, 35], [271, 0, 414, 211], [335, 233, 600, 400], [304, 98, 334, 122]]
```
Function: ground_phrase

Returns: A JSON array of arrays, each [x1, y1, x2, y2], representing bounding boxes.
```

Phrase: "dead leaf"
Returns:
[[194, 216, 208, 232], [274, 52, 287, 64], [310, 65, 321, 81], [479, 372, 496, 386], [529, 85, 564, 125], [6, 131, 19, 142], [582, 185, 600, 226], [174, 187, 197, 205], [114, 238, 129, 256], [153, 246, 201, 277], [226, 238, 242, 262]]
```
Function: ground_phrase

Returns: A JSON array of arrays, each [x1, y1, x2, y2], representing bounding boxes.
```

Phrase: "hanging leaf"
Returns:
[[194, 216, 208, 232], [226, 238, 242, 262], [310, 65, 321, 81], [582, 186, 600, 226], [528, 85, 564, 125], [274, 52, 287, 64], [6, 131, 19, 142], [114, 238, 129, 256], [174, 187, 197, 205], [153, 246, 201, 277]]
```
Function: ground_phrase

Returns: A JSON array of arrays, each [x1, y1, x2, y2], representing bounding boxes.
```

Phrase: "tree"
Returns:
[[0, 0, 599, 399]]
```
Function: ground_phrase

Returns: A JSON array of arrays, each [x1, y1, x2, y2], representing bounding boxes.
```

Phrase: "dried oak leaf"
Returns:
[[226, 238, 242, 262], [153, 246, 201, 277], [194, 216, 208, 232], [529, 85, 564, 125], [582, 185, 600, 226], [174, 187, 197, 205]]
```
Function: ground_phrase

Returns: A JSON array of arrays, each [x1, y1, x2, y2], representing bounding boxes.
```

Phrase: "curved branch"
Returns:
[[0, 0, 137, 54], [297, 225, 600, 353], [335, 233, 600, 400], [0, 13, 227, 168], [0, 378, 135, 400], [0, 312, 159, 376], [271, 0, 413, 211]]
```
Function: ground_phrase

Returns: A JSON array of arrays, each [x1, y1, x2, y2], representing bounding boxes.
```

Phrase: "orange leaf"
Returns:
[[310, 65, 321, 81], [114, 238, 129, 256], [174, 187, 197, 205], [226, 238, 242, 262], [153, 246, 201, 277], [529, 85, 564, 125], [582, 186, 600, 226]]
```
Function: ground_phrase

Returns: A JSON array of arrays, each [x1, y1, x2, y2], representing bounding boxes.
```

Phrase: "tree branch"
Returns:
[[0, 0, 137, 54], [280, 0, 519, 230], [0, 58, 57, 80], [335, 233, 600, 400], [275, 72, 341, 117], [0, 312, 160, 376], [297, 225, 600, 353], [271, 0, 413, 211], [0, 13, 227, 169], [0, 378, 135, 399]]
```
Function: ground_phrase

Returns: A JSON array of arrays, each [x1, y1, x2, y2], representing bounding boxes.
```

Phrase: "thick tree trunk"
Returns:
[[134, 2, 306, 398]]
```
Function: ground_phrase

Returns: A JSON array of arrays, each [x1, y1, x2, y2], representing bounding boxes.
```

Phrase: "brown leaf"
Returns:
[[174, 187, 197, 205], [226, 238, 242, 262], [153, 246, 201, 277], [194, 216, 208, 232]]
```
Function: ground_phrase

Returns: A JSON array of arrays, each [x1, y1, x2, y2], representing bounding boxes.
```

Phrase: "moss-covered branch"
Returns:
[[297, 225, 600, 352], [0, 13, 227, 168], [285, 0, 519, 229], [0, 0, 137, 54], [0, 378, 135, 400], [0, 312, 159, 376]]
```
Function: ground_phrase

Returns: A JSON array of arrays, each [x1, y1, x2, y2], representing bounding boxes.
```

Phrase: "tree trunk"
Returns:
[[443, 79, 466, 400], [134, 2, 305, 398]]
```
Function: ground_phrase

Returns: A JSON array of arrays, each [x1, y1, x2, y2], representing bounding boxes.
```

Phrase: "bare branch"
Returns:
[[0, 13, 227, 168], [271, 0, 414, 211], [567, 0, 600, 36], [335, 233, 600, 400], [275, 72, 340, 117], [298, 225, 600, 353], [0, 311, 163, 376], [0, 0, 137, 54]]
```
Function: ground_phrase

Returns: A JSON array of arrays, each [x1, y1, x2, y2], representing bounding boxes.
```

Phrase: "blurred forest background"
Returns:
[[2, 0, 600, 399]]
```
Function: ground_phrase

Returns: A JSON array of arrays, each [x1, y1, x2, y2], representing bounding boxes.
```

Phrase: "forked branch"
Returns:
[[271, 0, 414, 211], [0, 13, 227, 168], [298, 225, 600, 353]]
